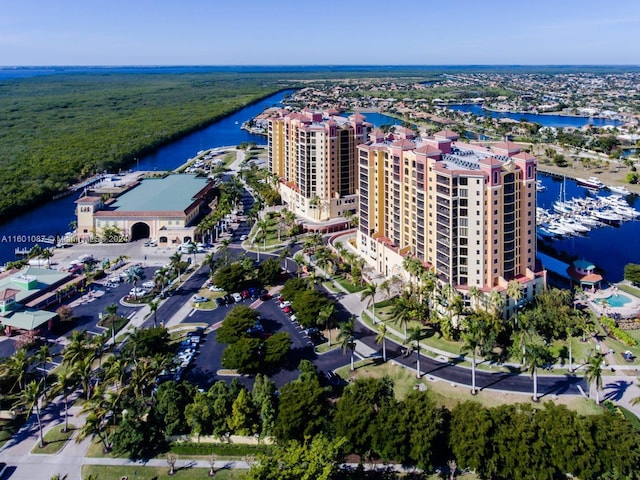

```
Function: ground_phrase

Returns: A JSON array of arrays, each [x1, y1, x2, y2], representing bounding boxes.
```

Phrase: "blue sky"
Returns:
[[1, 0, 639, 66]]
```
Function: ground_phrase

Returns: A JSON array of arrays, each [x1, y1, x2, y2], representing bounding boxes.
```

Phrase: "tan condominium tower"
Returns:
[[357, 128, 546, 314], [268, 109, 370, 229]]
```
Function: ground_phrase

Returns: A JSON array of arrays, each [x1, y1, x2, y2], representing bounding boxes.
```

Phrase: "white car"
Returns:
[[129, 288, 145, 297], [232, 292, 243, 303], [240, 234, 248, 241], [208, 285, 224, 292], [279, 301, 291, 309]]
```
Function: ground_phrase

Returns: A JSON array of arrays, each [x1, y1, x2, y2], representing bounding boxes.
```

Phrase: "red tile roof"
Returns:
[[434, 129, 459, 139], [0, 288, 20, 300], [491, 141, 522, 153]]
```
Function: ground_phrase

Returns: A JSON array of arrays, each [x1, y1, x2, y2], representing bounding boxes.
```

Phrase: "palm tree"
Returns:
[[462, 316, 483, 394], [279, 247, 291, 273], [77, 407, 111, 453], [63, 330, 91, 367], [376, 323, 388, 362], [406, 326, 423, 378], [104, 303, 119, 344], [468, 286, 483, 312], [338, 317, 356, 371], [361, 282, 378, 324], [506, 279, 524, 310], [293, 253, 306, 278], [35, 344, 52, 394], [148, 299, 159, 328], [40, 248, 54, 267], [487, 289, 504, 318], [3, 348, 32, 391], [74, 354, 95, 400], [402, 256, 423, 293], [319, 303, 335, 346], [15, 380, 45, 448], [52, 367, 77, 433], [125, 268, 142, 300], [522, 342, 548, 402], [103, 355, 127, 391], [391, 292, 415, 339], [219, 238, 232, 266], [584, 351, 604, 404]]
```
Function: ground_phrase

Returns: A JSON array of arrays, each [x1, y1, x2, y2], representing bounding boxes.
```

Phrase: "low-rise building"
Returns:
[[76, 174, 216, 244]]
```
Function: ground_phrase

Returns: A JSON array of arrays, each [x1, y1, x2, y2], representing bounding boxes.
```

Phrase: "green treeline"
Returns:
[[0, 73, 287, 221]]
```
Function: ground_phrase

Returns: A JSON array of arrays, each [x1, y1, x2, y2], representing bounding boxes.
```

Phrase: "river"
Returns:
[[537, 174, 640, 282], [2, 91, 635, 282], [448, 104, 623, 128], [0, 89, 295, 265]]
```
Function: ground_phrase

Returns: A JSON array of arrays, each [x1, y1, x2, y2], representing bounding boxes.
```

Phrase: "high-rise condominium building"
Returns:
[[357, 128, 546, 312], [268, 109, 370, 227]]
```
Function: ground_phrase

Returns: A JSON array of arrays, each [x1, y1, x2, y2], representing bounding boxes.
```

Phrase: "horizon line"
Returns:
[[2, 64, 640, 69]]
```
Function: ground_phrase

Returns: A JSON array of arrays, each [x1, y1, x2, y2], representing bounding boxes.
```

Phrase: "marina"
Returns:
[[537, 173, 640, 281]]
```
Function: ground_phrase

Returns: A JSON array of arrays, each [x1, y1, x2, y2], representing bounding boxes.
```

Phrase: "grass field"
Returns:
[[336, 358, 602, 416], [81, 465, 245, 480], [31, 424, 76, 454]]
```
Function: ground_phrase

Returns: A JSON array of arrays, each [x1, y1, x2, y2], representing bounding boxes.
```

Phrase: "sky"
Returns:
[[1, 0, 640, 66]]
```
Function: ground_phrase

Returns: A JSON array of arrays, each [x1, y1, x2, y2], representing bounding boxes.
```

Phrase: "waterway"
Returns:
[[2, 85, 636, 281], [448, 104, 623, 128], [0, 89, 295, 265], [536, 173, 640, 282], [0, 92, 400, 266]]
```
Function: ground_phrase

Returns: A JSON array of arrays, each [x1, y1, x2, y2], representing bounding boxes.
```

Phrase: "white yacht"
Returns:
[[608, 184, 631, 196]]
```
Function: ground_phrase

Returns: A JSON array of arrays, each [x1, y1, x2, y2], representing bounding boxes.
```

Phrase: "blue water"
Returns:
[[604, 294, 632, 307], [537, 174, 640, 281], [448, 104, 623, 128], [0, 89, 295, 264]]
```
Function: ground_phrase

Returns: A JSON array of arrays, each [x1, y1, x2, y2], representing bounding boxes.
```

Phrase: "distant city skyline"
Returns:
[[1, 0, 640, 66]]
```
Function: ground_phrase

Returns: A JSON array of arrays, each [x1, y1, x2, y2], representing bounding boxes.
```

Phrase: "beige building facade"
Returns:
[[357, 129, 546, 314], [268, 109, 370, 225], [76, 174, 215, 244]]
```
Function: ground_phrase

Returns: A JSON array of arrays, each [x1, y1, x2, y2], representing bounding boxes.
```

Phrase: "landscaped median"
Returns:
[[31, 424, 76, 454]]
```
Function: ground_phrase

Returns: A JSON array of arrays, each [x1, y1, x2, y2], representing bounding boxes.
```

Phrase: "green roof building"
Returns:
[[76, 174, 215, 244]]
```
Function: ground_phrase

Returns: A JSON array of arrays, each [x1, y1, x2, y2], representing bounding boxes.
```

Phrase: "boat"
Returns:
[[608, 184, 631, 196], [559, 218, 590, 233], [592, 209, 623, 224], [575, 176, 605, 189], [536, 179, 546, 192]]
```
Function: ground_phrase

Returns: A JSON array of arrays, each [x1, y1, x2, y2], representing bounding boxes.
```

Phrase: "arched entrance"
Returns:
[[130, 222, 150, 241]]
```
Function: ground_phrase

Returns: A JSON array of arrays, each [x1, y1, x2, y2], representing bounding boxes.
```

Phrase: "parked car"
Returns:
[[240, 234, 248, 241], [241, 290, 250, 299], [209, 285, 224, 292], [215, 297, 226, 306], [304, 327, 320, 336], [260, 293, 271, 301], [279, 301, 291, 309], [129, 288, 145, 297], [248, 287, 259, 297], [224, 294, 235, 304], [192, 295, 208, 303], [282, 306, 292, 314], [232, 292, 243, 303]]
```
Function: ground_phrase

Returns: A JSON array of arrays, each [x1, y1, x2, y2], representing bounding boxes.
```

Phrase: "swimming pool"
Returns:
[[603, 294, 632, 308]]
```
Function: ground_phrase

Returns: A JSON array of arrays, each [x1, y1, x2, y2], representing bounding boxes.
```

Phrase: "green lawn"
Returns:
[[81, 465, 245, 480], [332, 275, 365, 293], [31, 424, 76, 454], [336, 358, 602, 416], [617, 283, 640, 298]]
